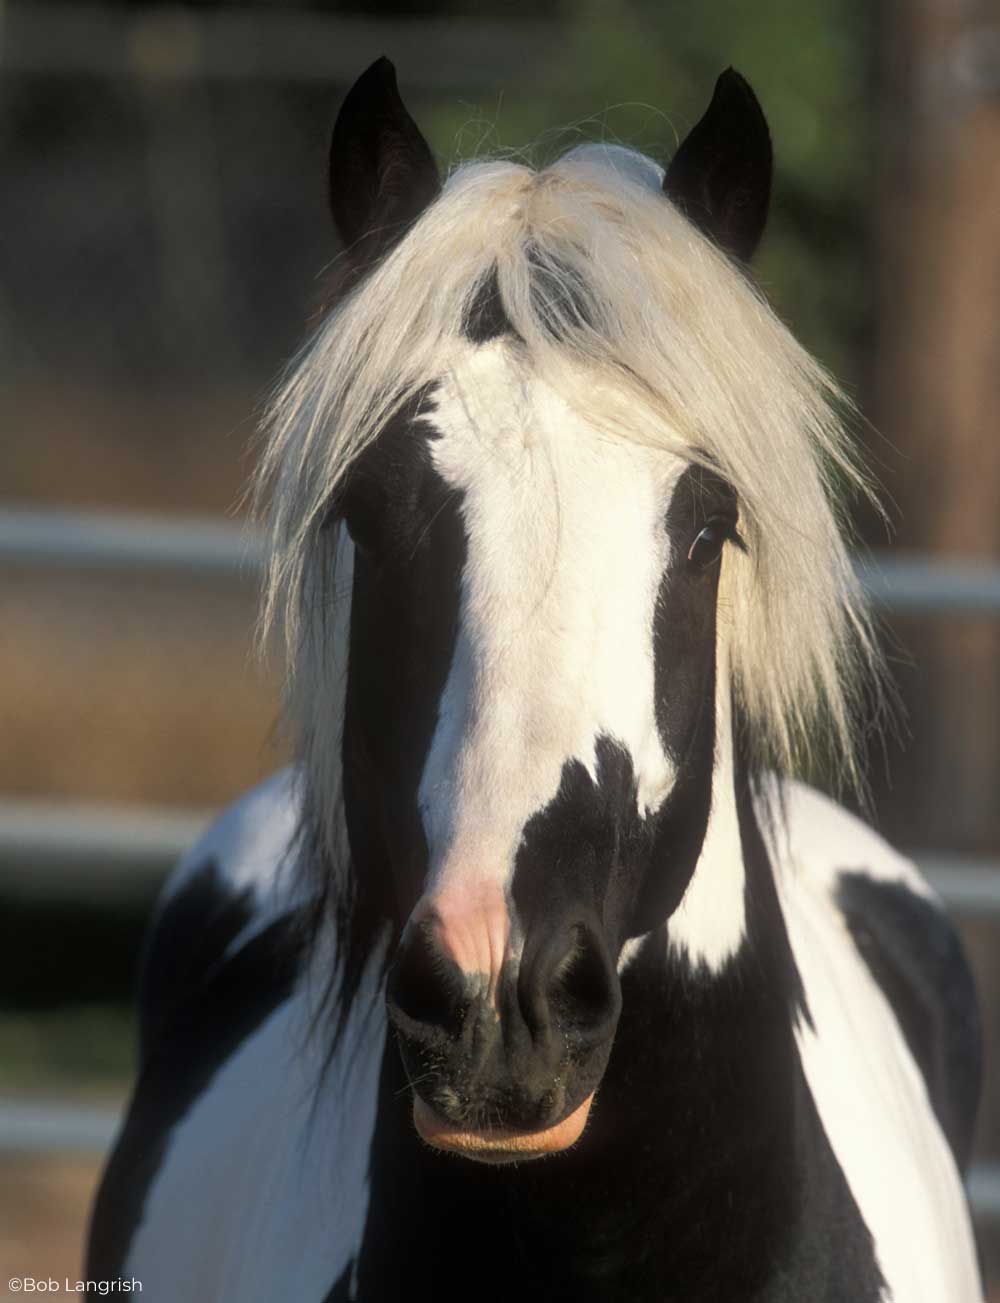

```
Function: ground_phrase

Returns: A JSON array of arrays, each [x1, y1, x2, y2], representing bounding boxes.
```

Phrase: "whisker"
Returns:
[[395, 1068, 437, 1099]]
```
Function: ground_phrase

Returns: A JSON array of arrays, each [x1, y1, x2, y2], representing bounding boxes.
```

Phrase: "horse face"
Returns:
[[327, 58, 767, 1160], [340, 341, 737, 1160]]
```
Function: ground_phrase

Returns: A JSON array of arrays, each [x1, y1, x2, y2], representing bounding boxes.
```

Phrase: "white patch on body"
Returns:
[[773, 781, 983, 1302], [125, 780, 386, 1302], [126, 987, 385, 1302], [419, 340, 679, 919]]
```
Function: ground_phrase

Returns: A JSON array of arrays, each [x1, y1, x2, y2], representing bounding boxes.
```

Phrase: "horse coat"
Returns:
[[89, 770, 982, 1300], [88, 60, 984, 1302]]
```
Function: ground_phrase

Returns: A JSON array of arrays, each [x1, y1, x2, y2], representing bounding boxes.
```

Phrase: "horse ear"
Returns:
[[664, 69, 772, 264], [329, 57, 441, 273]]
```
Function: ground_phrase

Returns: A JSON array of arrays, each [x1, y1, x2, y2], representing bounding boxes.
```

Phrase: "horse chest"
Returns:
[[93, 783, 982, 1303], [339, 980, 886, 1303]]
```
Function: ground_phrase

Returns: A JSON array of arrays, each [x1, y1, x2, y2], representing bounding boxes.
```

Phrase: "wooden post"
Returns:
[[875, 0, 1000, 850]]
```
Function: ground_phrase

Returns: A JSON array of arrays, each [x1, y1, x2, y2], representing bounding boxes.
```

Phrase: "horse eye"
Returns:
[[686, 520, 730, 567]]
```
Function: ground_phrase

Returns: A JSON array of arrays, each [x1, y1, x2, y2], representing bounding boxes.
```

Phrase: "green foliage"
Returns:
[[421, 0, 874, 386], [0, 1005, 135, 1097]]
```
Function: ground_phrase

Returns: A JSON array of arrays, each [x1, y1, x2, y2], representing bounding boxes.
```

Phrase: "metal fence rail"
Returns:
[[0, 506, 262, 579], [4, 505, 1000, 612], [0, 798, 211, 901], [2, 795, 999, 918], [855, 552, 1000, 616], [0, 1097, 122, 1155], [971, 1163, 1000, 1225]]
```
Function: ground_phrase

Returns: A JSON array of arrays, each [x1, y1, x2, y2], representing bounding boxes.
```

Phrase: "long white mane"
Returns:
[[256, 143, 881, 823]]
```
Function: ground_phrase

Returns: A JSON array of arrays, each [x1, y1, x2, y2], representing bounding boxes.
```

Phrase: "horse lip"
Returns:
[[411, 1092, 595, 1164]]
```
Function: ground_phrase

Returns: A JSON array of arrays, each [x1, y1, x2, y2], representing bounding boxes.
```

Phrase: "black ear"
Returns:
[[329, 58, 441, 273], [664, 69, 772, 264]]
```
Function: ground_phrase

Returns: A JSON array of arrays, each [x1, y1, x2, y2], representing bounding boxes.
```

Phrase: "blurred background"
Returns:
[[0, 0, 998, 1290]]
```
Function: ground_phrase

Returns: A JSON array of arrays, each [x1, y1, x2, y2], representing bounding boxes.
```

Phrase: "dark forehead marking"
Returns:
[[463, 269, 512, 344], [462, 249, 599, 346]]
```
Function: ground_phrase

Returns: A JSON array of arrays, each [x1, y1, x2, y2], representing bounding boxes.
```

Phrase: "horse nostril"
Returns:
[[549, 924, 621, 1038], [387, 922, 465, 1035]]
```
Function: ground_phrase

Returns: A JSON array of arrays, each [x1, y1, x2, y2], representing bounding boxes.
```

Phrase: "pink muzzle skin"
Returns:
[[409, 880, 513, 1008], [412, 1091, 596, 1164]]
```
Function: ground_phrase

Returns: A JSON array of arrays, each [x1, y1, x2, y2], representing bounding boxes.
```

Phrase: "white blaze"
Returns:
[[419, 341, 677, 906]]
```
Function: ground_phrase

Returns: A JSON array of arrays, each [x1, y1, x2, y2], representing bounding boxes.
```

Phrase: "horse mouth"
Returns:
[[412, 1092, 595, 1164]]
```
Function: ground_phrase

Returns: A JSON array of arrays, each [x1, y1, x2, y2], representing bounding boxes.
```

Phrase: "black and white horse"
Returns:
[[89, 61, 984, 1301]]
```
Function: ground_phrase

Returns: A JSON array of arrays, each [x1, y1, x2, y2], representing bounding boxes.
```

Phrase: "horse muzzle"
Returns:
[[386, 901, 621, 1160]]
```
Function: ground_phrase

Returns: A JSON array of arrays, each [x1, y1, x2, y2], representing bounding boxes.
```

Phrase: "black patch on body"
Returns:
[[339, 759, 885, 1302], [136, 860, 254, 1066], [87, 861, 305, 1277], [837, 870, 982, 1171]]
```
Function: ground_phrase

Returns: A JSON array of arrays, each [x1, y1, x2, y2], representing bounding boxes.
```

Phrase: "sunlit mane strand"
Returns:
[[255, 143, 883, 807]]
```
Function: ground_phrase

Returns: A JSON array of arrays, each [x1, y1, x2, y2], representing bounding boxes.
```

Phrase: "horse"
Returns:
[[88, 59, 984, 1301]]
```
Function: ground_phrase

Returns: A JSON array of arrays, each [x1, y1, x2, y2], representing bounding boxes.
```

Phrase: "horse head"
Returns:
[[260, 58, 869, 1164]]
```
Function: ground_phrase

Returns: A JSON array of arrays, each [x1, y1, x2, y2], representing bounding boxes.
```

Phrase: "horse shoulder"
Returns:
[[771, 779, 983, 1302], [89, 771, 385, 1300], [136, 767, 303, 1062]]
